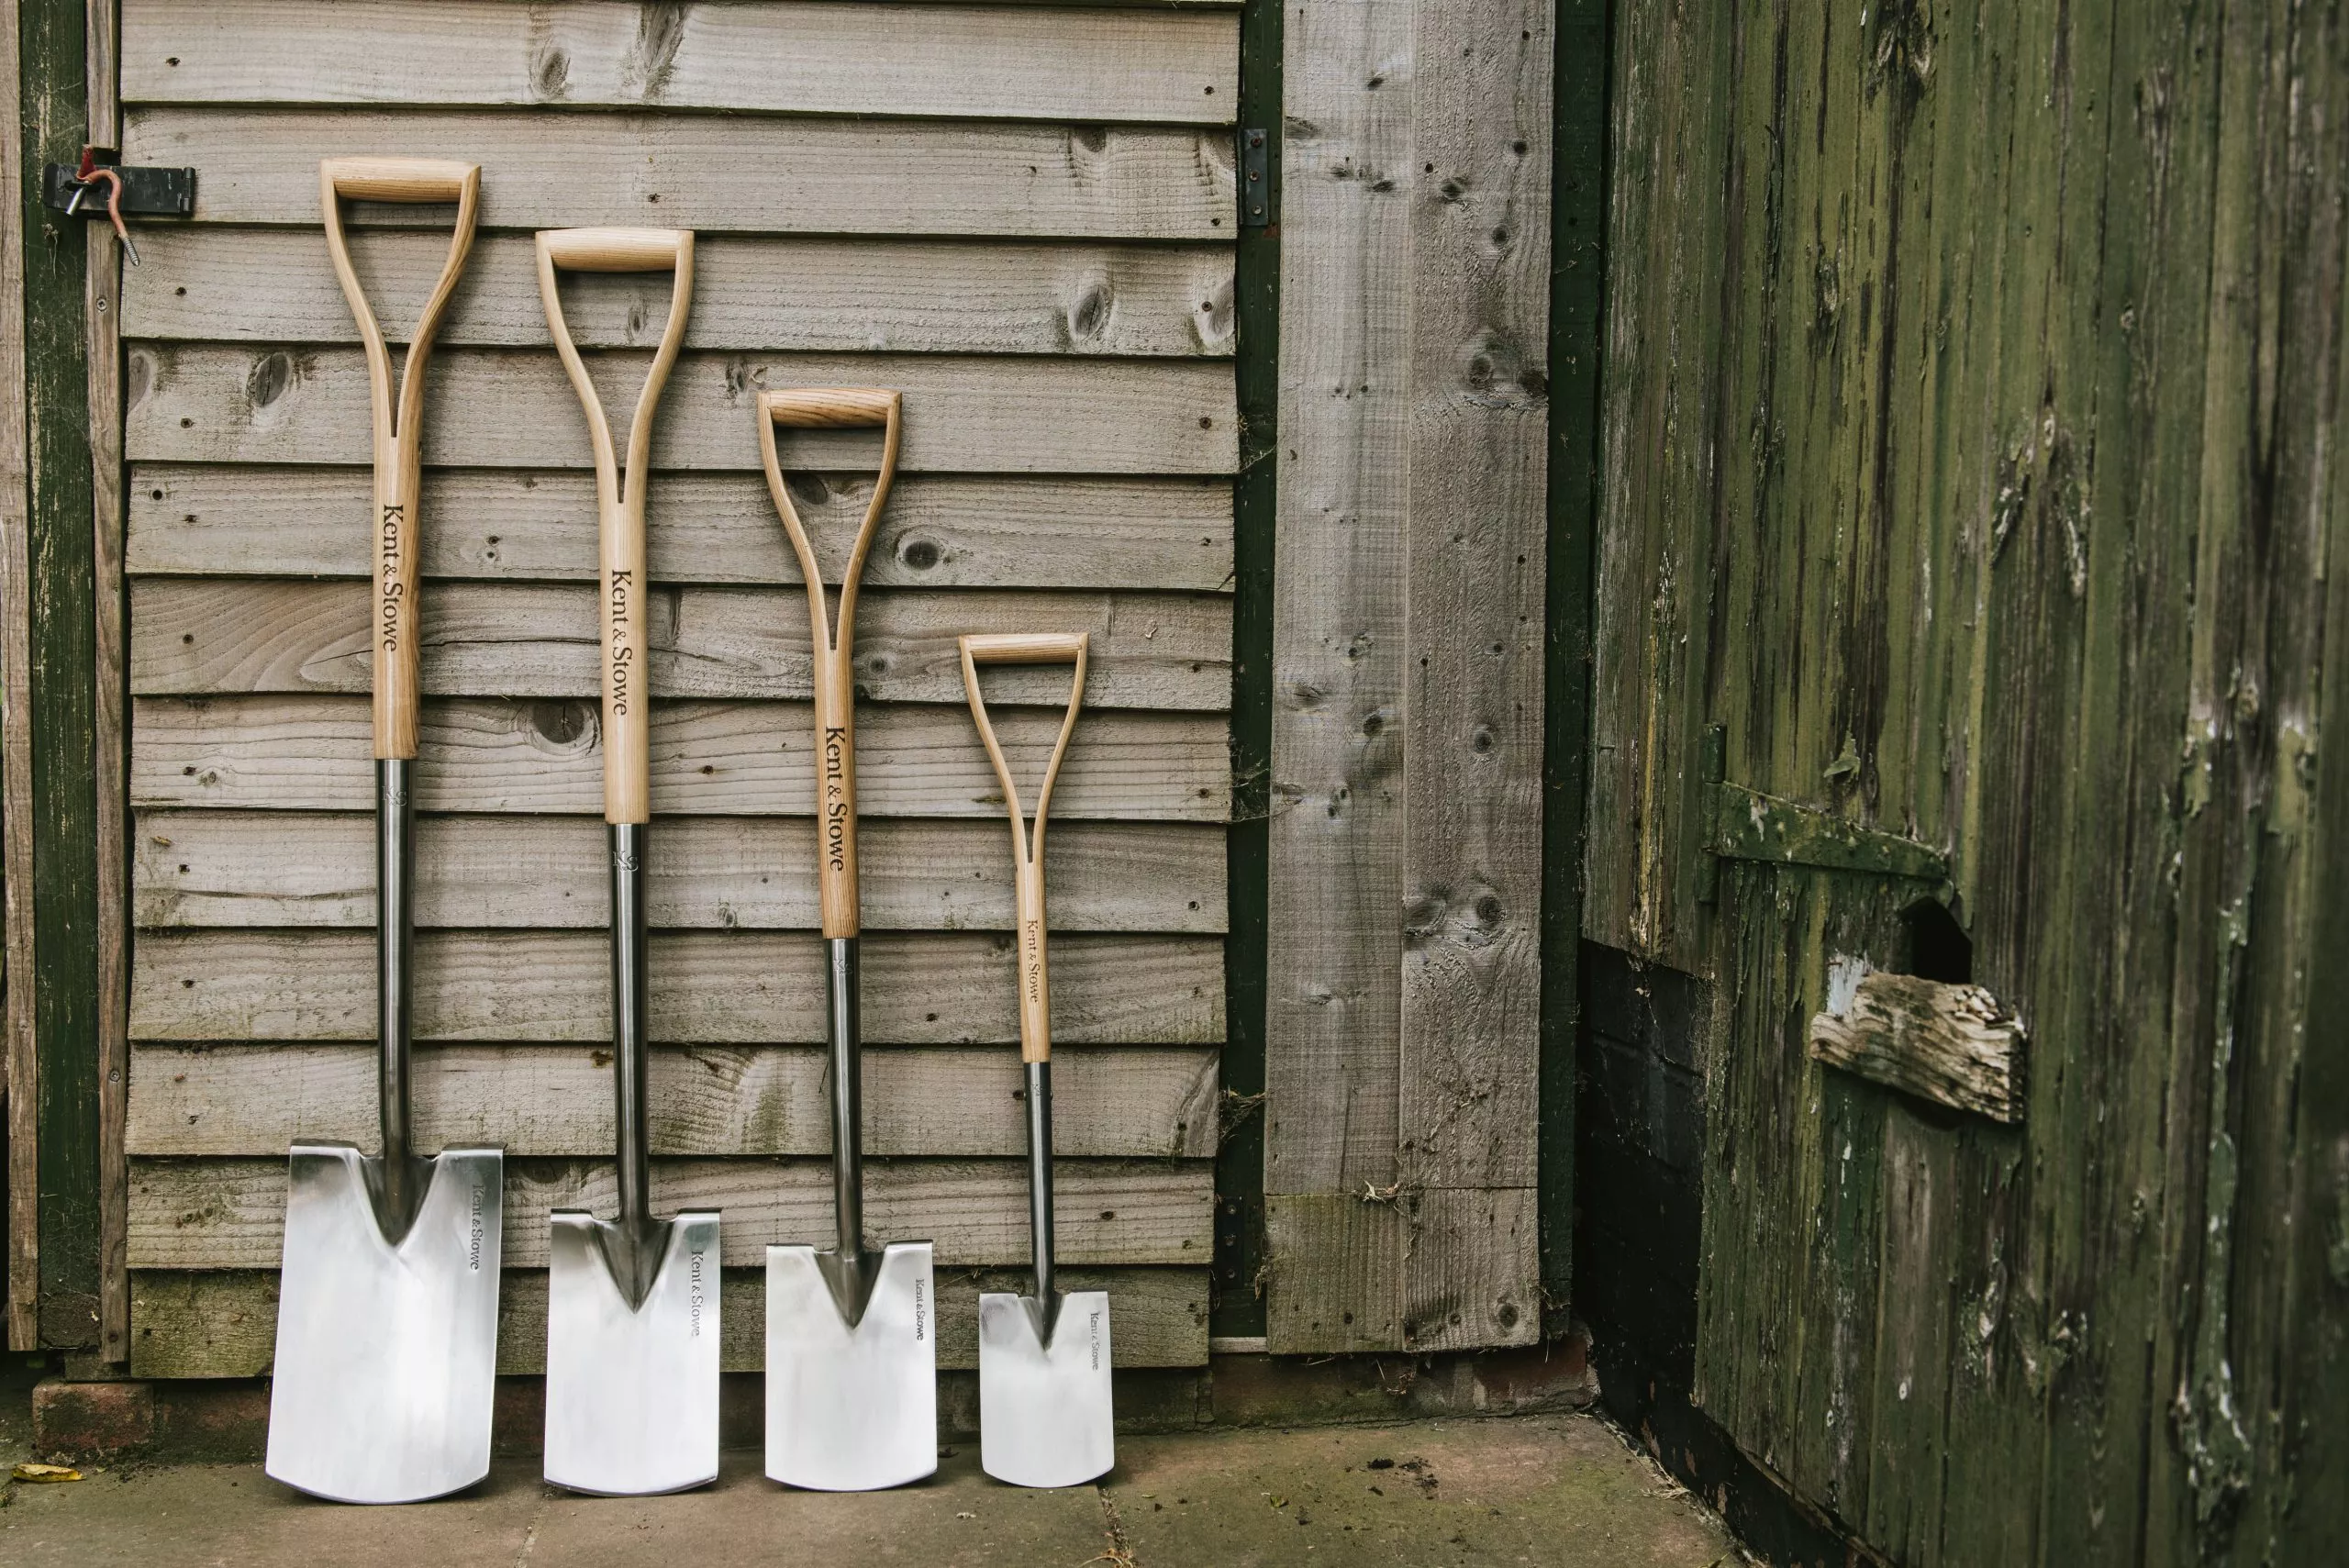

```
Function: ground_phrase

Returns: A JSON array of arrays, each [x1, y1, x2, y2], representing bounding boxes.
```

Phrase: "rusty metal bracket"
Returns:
[[42, 150, 195, 218]]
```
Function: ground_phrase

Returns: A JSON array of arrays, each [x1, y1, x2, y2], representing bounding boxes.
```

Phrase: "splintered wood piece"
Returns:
[[1808, 963, 2028, 1124]]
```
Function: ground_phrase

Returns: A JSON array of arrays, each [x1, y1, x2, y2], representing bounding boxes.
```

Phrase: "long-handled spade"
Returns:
[[960, 632, 1115, 1489], [267, 158, 502, 1507], [535, 228, 720, 1496], [759, 387, 938, 1492]]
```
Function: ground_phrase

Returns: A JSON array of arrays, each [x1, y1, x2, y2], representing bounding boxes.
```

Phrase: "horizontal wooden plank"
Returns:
[[128, 345, 1236, 475], [128, 1265, 1209, 1379], [125, 1, 1235, 125], [135, 812, 1225, 933], [125, 107, 1237, 239], [130, 579, 1232, 710], [128, 1042, 1219, 1159], [128, 1155, 1213, 1268], [131, 929, 1223, 1044], [127, 466, 1233, 590], [125, 230, 1235, 358], [132, 695, 1231, 821]]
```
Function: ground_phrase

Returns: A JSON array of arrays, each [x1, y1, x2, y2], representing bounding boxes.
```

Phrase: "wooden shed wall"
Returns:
[[113, 0, 1239, 1376], [1592, 3, 2349, 1565]]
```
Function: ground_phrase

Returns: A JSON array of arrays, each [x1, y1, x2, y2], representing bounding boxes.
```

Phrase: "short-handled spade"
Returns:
[[759, 388, 938, 1492], [961, 633, 1115, 1489], [535, 228, 720, 1496], [267, 158, 503, 1507]]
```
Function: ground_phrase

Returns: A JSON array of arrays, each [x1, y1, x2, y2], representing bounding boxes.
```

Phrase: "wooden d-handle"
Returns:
[[963, 632, 1088, 665], [537, 228, 696, 824], [539, 226, 695, 273], [320, 157, 478, 204], [959, 632, 1089, 1063], [762, 388, 897, 428], [757, 389, 903, 937], [319, 158, 482, 761]]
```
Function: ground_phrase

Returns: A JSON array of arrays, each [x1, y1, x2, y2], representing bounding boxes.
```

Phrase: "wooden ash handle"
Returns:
[[319, 158, 481, 762], [536, 228, 696, 825], [756, 388, 902, 937], [959, 632, 1089, 1064]]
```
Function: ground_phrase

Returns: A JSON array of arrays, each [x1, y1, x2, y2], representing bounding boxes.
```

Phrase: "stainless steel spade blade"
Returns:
[[961, 634, 1116, 1488], [544, 1207, 722, 1496], [978, 1285, 1114, 1489], [765, 1239, 936, 1489], [266, 1142, 502, 1503]]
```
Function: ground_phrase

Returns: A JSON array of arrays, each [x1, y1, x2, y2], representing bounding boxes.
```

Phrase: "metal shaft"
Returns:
[[610, 822, 652, 1229], [827, 937, 865, 1260], [376, 758, 416, 1213], [1025, 1060, 1054, 1302]]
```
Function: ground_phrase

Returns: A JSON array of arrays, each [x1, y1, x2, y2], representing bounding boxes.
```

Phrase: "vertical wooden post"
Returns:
[[19, 0, 99, 1351], [87, 0, 126, 1364], [1266, 0, 1555, 1353], [0, 0, 38, 1351]]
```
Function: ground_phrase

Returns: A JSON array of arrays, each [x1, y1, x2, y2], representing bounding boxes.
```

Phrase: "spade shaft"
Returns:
[[1024, 1060, 1053, 1303], [827, 938, 863, 1260], [375, 756, 417, 1204]]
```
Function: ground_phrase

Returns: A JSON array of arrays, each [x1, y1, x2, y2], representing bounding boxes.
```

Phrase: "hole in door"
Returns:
[[1898, 898, 1972, 984]]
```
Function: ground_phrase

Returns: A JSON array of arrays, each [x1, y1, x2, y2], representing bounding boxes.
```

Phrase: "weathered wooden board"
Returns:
[[126, 467, 1232, 591], [1808, 965, 2026, 1125], [132, 695, 1231, 821], [125, 1, 1236, 125], [131, 929, 1224, 1045], [1261, 0, 1413, 1354], [1391, 0, 1552, 1353], [128, 1042, 1219, 1160], [134, 812, 1224, 934], [124, 107, 1237, 239], [128, 1155, 1213, 1269], [124, 231, 1234, 359], [0, 0, 36, 1348], [129, 579, 1232, 711], [127, 345, 1237, 474], [128, 1266, 1210, 1379]]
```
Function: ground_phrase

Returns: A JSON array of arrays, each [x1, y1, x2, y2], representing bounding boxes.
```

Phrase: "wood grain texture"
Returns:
[[125, 466, 1233, 592], [130, 695, 1231, 821], [128, 1041, 1219, 1160], [124, 1, 1236, 126], [130, 929, 1223, 1046], [129, 579, 1232, 711], [126, 345, 1236, 475], [125, 229, 1235, 358], [1808, 968, 2026, 1125], [1391, 0, 1552, 1352], [128, 1265, 1210, 1378], [133, 811, 1225, 934], [1260, 0, 1413, 1354], [124, 106, 1237, 239], [0, 0, 37, 1350], [1602, 2, 2349, 1561], [128, 1155, 1213, 1269], [89, 0, 131, 1361]]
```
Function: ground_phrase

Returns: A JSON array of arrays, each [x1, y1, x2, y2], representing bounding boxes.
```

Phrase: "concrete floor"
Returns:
[[1, 1402, 1739, 1567]]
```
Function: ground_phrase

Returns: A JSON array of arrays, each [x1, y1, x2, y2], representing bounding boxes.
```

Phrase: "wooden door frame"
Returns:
[[3, 0, 128, 1359]]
